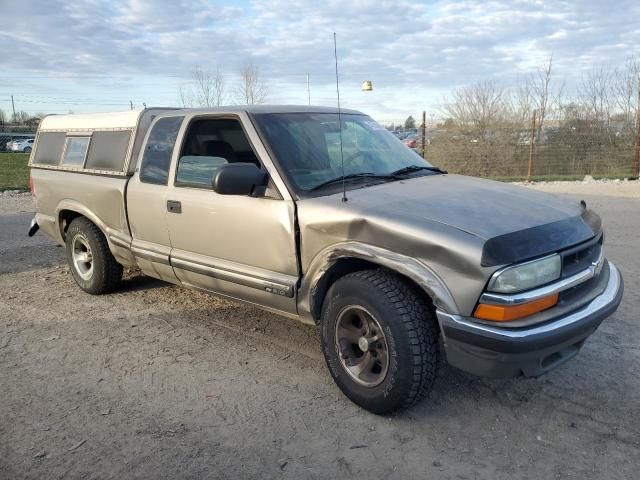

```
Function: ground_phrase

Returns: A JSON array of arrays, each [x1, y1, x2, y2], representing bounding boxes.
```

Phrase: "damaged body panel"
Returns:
[[296, 174, 602, 318]]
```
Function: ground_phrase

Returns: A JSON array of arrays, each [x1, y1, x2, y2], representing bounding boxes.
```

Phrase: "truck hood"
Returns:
[[300, 174, 601, 267]]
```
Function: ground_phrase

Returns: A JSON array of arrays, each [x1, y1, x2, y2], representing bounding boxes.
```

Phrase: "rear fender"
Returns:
[[56, 200, 136, 266]]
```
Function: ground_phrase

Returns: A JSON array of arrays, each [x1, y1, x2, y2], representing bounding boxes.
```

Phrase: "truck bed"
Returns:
[[31, 168, 136, 266]]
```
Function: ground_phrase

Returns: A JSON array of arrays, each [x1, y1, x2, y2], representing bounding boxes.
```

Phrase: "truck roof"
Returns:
[[177, 105, 364, 115], [38, 105, 364, 131]]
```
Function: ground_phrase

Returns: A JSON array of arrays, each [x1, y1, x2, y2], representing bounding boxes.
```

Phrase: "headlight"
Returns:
[[488, 254, 561, 293]]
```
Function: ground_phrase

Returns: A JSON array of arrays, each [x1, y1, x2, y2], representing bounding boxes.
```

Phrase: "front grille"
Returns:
[[558, 261, 608, 305], [560, 233, 603, 278]]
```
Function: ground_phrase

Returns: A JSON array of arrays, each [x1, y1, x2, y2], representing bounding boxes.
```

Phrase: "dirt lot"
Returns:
[[1, 182, 639, 479]]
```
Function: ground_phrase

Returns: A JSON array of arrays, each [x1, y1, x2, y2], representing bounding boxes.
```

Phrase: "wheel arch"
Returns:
[[56, 201, 136, 266], [57, 201, 109, 242], [298, 242, 459, 324]]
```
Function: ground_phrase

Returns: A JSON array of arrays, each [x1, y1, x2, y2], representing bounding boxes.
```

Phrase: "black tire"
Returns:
[[24, 147, 32, 153], [320, 269, 439, 414], [65, 217, 122, 294]]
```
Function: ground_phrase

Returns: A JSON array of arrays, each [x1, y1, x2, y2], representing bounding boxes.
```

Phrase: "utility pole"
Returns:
[[11, 95, 16, 122], [306, 73, 311, 105], [632, 79, 640, 179], [421, 110, 426, 158], [130, 100, 134, 110], [527, 109, 537, 182]]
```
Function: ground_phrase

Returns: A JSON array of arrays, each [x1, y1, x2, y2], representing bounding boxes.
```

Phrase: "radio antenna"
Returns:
[[333, 32, 347, 203]]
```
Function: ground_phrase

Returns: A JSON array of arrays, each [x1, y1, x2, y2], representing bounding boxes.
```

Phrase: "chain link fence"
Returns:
[[0, 125, 37, 152], [1, 118, 638, 181], [417, 122, 639, 181]]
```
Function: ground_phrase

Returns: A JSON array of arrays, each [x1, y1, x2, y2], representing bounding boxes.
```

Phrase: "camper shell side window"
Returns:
[[31, 129, 134, 174], [62, 137, 91, 166]]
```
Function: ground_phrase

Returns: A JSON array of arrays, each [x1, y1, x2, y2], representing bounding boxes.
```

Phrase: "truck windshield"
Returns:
[[252, 113, 436, 196]]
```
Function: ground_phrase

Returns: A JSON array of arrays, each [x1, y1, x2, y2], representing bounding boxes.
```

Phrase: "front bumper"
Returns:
[[436, 262, 624, 378]]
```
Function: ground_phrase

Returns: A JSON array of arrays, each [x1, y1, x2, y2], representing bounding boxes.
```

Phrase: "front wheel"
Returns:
[[320, 269, 439, 414], [65, 217, 122, 294]]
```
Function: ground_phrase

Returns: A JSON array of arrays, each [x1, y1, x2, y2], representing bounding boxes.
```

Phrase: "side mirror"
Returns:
[[212, 163, 268, 196]]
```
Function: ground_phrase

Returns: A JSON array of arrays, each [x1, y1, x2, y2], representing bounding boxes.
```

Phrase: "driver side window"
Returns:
[[174, 117, 262, 189], [176, 155, 228, 187]]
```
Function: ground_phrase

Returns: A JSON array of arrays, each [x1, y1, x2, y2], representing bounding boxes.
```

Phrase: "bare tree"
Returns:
[[532, 55, 553, 141], [580, 66, 614, 123], [515, 55, 564, 140], [514, 82, 535, 126], [236, 63, 268, 105], [194, 66, 225, 107], [441, 81, 518, 176], [444, 80, 509, 135], [12, 111, 29, 124], [179, 65, 226, 107], [612, 56, 640, 134], [178, 84, 193, 108], [0, 108, 5, 127]]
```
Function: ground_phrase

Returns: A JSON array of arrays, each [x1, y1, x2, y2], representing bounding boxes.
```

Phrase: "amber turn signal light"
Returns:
[[474, 293, 559, 322]]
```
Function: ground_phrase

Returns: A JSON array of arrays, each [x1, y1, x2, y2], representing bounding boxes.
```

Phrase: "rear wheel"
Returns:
[[65, 217, 122, 294], [24, 146, 32, 153], [320, 269, 439, 414]]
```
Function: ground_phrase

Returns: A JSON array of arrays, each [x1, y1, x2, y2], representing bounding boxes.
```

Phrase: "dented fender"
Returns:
[[297, 241, 459, 324]]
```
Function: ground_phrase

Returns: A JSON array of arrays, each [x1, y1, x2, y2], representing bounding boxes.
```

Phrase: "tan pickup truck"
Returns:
[[27, 106, 623, 414]]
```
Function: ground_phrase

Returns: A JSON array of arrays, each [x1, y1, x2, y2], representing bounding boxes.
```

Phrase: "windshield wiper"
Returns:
[[308, 172, 398, 192], [390, 165, 447, 176]]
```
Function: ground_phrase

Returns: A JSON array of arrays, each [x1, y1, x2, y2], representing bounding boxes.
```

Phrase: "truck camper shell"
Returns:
[[29, 109, 175, 176]]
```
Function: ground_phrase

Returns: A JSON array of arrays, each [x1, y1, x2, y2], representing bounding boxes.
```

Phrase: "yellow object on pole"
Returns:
[[361, 80, 373, 91]]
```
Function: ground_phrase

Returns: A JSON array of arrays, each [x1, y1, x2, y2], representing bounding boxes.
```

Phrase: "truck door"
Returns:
[[163, 114, 299, 316], [127, 115, 184, 283]]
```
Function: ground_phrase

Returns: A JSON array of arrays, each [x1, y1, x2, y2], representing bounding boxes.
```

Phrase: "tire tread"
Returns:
[[66, 217, 122, 294], [323, 268, 439, 413]]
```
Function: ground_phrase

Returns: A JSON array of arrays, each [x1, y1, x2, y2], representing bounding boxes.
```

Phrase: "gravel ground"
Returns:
[[1, 182, 639, 479], [521, 178, 640, 198], [0, 191, 33, 215]]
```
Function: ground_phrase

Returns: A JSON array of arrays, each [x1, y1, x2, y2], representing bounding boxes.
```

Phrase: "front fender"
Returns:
[[298, 241, 459, 324]]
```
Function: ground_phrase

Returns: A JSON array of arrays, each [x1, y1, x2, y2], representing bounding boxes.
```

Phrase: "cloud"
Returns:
[[1, 0, 639, 118]]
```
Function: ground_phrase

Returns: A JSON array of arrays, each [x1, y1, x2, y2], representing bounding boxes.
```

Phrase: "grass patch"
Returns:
[[0, 153, 30, 190]]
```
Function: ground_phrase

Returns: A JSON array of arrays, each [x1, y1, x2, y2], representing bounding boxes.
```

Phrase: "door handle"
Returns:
[[167, 200, 182, 214]]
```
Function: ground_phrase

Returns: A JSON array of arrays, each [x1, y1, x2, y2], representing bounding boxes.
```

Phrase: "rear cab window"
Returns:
[[139, 116, 184, 185]]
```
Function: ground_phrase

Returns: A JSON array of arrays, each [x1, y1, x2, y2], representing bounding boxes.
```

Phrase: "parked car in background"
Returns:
[[6, 138, 35, 152], [403, 135, 418, 148], [393, 131, 411, 140]]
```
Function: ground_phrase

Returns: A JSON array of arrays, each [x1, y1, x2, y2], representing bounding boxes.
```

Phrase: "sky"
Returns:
[[1, 0, 639, 124]]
